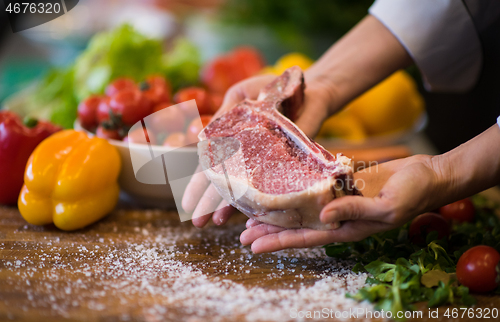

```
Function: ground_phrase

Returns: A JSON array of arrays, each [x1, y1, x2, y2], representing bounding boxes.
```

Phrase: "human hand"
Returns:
[[182, 72, 335, 228], [240, 155, 445, 253]]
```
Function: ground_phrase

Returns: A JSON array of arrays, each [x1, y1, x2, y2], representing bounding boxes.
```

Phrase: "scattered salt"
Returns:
[[1, 212, 372, 321]]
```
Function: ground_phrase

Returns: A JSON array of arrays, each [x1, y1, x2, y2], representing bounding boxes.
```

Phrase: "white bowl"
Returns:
[[74, 121, 199, 209]]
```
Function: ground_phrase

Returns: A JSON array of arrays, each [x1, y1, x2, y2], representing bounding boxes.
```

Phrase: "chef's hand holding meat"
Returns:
[[184, 7, 500, 253], [182, 71, 336, 228]]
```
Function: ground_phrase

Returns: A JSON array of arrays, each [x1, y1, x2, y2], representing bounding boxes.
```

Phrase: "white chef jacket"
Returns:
[[370, 0, 482, 92], [370, 0, 500, 128]]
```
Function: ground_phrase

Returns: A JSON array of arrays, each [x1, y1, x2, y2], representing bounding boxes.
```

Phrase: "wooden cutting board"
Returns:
[[0, 188, 499, 322]]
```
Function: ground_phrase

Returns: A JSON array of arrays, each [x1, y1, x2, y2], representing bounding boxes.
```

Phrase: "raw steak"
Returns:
[[198, 66, 358, 230]]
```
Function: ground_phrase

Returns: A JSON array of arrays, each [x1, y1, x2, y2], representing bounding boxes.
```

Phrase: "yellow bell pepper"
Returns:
[[18, 130, 121, 231], [317, 109, 367, 142], [274, 53, 314, 74], [347, 70, 424, 135], [261, 52, 314, 75]]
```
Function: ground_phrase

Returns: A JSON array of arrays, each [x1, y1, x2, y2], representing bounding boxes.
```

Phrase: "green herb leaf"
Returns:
[[427, 281, 452, 307], [351, 262, 366, 273], [325, 195, 500, 315], [421, 270, 451, 288], [364, 261, 396, 282]]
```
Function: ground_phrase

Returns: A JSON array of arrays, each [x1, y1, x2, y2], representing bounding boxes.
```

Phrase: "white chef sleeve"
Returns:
[[497, 116, 500, 129], [369, 0, 482, 92]]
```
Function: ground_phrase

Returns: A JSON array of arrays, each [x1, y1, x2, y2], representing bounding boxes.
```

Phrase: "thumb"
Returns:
[[214, 74, 278, 119], [320, 195, 392, 224], [212, 88, 244, 120]]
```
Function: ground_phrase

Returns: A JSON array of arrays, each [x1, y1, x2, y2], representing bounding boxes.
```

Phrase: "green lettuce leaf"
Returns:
[[73, 24, 164, 101], [25, 24, 204, 129]]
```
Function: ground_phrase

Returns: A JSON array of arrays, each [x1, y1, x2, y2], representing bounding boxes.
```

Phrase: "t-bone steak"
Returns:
[[198, 66, 358, 230]]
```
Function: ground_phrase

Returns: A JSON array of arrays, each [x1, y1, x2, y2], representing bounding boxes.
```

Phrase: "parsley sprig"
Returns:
[[324, 195, 500, 319]]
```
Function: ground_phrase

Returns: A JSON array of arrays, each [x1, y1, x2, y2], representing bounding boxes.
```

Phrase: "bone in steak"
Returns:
[[198, 66, 358, 230]]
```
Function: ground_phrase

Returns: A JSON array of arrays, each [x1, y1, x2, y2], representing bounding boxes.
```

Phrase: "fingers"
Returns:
[[192, 201, 233, 228], [182, 165, 210, 214], [245, 218, 262, 228], [240, 223, 286, 245], [248, 228, 332, 253], [192, 183, 224, 221], [215, 75, 276, 119], [238, 74, 277, 100], [214, 89, 244, 120], [319, 195, 392, 224], [212, 200, 235, 226], [245, 220, 391, 253], [192, 214, 212, 228]]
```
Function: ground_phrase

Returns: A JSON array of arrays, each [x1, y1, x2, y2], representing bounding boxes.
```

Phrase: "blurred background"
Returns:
[[0, 0, 499, 154]]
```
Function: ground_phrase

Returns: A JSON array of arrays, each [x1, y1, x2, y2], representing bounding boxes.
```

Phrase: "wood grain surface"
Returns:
[[1, 190, 499, 322]]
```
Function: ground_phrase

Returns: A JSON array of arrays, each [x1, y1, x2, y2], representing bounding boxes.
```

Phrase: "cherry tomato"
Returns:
[[201, 47, 265, 94], [456, 245, 500, 293], [124, 127, 156, 145], [408, 212, 450, 245], [96, 126, 122, 140], [78, 95, 101, 130], [141, 75, 171, 106], [109, 88, 153, 126], [439, 198, 475, 223], [149, 103, 186, 134], [105, 77, 136, 97], [97, 97, 112, 124], [152, 101, 173, 113], [145, 75, 170, 92], [230, 46, 265, 82], [163, 132, 186, 148], [201, 57, 235, 94], [186, 115, 212, 144], [174, 87, 213, 117]]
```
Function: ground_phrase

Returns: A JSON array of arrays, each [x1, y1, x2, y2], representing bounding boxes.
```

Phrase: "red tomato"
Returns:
[[456, 245, 500, 293], [163, 132, 186, 148], [105, 77, 136, 97], [201, 47, 265, 94], [152, 102, 173, 113], [439, 198, 475, 223], [78, 95, 101, 130], [230, 46, 265, 81], [142, 75, 171, 106], [97, 97, 112, 124], [408, 212, 450, 245], [96, 126, 122, 140], [174, 87, 213, 117], [149, 104, 186, 134], [124, 127, 156, 145], [201, 57, 235, 94], [109, 88, 153, 126], [145, 75, 170, 90], [186, 115, 212, 144]]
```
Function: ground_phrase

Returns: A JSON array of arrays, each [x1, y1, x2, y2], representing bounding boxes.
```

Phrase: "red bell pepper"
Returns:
[[0, 111, 61, 205]]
